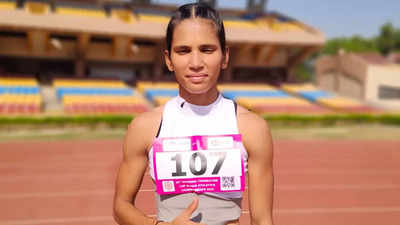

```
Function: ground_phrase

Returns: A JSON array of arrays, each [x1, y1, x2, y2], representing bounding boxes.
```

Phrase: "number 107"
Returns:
[[171, 152, 227, 177]]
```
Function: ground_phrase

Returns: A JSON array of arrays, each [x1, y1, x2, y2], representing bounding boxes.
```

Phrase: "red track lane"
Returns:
[[0, 140, 399, 225]]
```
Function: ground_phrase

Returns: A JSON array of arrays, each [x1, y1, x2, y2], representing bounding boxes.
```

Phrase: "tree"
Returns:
[[377, 22, 396, 55]]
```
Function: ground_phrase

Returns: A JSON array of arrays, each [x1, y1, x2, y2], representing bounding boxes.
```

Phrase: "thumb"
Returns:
[[182, 197, 199, 217]]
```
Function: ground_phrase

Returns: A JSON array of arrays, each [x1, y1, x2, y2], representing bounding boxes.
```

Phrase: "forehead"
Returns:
[[172, 18, 219, 46]]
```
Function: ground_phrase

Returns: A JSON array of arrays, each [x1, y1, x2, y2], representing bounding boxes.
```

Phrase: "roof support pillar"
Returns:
[[287, 46, 318, 81], [27, 30, 49, 56], [75, 34, 90, 78]]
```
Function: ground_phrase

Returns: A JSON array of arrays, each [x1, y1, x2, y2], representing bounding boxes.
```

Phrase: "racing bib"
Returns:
[[152, 134, 245, 195]]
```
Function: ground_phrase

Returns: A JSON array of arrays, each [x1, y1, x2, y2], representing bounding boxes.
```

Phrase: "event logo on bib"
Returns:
[[152, 134, 245, 195]]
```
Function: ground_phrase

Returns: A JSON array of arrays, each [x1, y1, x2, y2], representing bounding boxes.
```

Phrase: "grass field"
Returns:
[[1, 124, 399, 142]]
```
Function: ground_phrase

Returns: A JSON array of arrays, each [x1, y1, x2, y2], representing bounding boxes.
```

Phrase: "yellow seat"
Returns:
[[138, 14, 170, 23], [218, 84, 275, 91], [317, 97, 363, 108], [0, 1, 15, 10], [56, 7, 106, 18], [281, 83, 318, 93], [25, 2, 50, 14], [224, 20, 258, 29], [112, 9, 135, 23], [154, 96, 172, 106], [136, 81, 178, 93]]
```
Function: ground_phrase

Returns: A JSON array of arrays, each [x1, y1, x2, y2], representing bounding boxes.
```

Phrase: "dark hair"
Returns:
[[166, 3, 226, 55]]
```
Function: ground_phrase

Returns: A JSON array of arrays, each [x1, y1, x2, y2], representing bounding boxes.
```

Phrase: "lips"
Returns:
[[186, 74, 208, 83]]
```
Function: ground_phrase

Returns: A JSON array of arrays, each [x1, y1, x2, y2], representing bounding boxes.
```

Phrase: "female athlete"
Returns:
[[113, 3, 274, 225]]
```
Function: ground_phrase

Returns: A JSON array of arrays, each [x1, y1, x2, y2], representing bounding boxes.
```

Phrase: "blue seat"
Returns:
[[222, 90, 290, 99], [0, 86, 40, 94], [56, 87, 134, 99], [145, 89, 178, 101], [298, 90, 333, 102]]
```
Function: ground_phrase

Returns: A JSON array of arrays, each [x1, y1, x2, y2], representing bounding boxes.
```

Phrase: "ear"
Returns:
[[164, 50, 174, 71], [221, 46, 230, 70]]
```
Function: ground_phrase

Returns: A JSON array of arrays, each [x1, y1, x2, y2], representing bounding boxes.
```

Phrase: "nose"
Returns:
[[189, 51, 204, 72]]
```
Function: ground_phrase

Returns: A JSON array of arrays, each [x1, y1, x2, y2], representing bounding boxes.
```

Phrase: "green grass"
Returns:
[[1, 124, 399, 142], [1, 113, 400, 142], [1, 113, 400, 129]]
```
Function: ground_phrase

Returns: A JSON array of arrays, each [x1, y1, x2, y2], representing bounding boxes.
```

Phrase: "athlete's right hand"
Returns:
[[167, 197, 206, 225]]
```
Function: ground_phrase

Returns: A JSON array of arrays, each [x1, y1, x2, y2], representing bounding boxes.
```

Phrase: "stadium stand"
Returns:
[[111, 8, 135, 23], [55, 1, 106, 18], [281, 83, 378, 113], [0, 0, 16, 10], [218, 84, 331, 114], [137, 81, 178, 106], [24, 0, 50, 14], [54, 79, 150, 114], [136, 82, 331, 114], [0, 77, 42, 114]]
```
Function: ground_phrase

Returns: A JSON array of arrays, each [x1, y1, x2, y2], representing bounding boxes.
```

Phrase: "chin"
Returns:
[[182, 83, 212, 95]]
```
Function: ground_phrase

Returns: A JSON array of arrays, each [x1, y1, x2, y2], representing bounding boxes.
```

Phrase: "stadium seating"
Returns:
[[111, 8, 135, 23], [281, 83, 377, 113], [137, 13, 171, 24], [137, 81, 178, 106], [54, 79, 149, 114], [0, 77, 42, 114], [218, 84, 331, 114], [137, 82, 331, 114], [0, 0, 16, 10], [55, 1, 106, 18], [25, 1, 50, 14], [223, 19, 258, 29]]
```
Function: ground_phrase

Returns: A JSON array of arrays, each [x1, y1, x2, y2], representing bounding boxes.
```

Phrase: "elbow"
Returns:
[[113, 199, 123, 224], [251, 215, 274, 225]]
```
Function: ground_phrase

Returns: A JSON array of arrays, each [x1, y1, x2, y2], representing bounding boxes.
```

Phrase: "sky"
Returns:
[[153, 0, 400, 39]]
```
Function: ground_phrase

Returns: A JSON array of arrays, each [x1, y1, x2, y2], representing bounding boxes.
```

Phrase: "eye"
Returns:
[[174, 47, 190, 55], [200, 46, 217, 54]]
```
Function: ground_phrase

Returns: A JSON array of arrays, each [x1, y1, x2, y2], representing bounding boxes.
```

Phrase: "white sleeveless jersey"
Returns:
[[148, 94, 248, 199]]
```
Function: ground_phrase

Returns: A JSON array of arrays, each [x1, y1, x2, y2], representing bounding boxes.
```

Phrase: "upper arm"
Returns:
[[238, 109, 274, 225], [114, 111, 161, 206]]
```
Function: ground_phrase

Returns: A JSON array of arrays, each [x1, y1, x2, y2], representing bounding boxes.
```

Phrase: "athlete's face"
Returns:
[[165, 18, 229, 96]]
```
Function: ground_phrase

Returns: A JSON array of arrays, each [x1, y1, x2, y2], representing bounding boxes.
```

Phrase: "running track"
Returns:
[[1, 139, 399, 225]]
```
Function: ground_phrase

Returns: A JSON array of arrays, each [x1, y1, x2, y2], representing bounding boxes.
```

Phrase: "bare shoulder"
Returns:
[[123, 106, 164, 157], [236, 105, 270, 134], [128, 105, 163, 132], [236, 105, 273, 157]]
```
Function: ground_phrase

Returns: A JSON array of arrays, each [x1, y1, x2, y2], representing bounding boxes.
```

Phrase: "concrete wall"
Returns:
[[366, 65, 400, 109], [318, 72, 336, 92], [338, 74, 363, 99]]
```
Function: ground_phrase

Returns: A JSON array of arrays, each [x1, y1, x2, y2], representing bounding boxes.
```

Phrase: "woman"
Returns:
[[113, 3, 274, 225]]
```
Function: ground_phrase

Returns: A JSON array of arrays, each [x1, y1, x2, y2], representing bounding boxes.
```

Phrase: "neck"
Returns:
[[179, 86, 219, 106]]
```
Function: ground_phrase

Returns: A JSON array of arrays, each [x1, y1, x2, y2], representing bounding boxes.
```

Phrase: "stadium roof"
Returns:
[[0, 2, 324, 46]]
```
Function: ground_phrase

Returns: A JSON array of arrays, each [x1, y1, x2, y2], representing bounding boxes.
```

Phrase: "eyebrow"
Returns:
[[173, 44, 218, 50]]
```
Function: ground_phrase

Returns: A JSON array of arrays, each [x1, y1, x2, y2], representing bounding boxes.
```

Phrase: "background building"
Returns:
[[316, 52, 400, 109], [0, 0, 325, 85]]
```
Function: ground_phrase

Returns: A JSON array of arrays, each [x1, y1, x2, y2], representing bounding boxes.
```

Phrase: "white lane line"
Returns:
[[274, 207, 400, 214], [4, 208, 400, 225], [1, 216, 114, 225], [0, 173, 153, 182], [1, 215, 157, 225], [276, 170, 400, 175], [2, 170, 400, 182], [243, 207, 400, 215], [3, 184, 400, 199], [0, 189, 154, 199], [276, 184, 400, 190]]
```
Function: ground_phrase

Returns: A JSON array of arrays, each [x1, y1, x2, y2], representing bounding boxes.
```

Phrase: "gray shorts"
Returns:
[[155, 192, 242, 225]]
